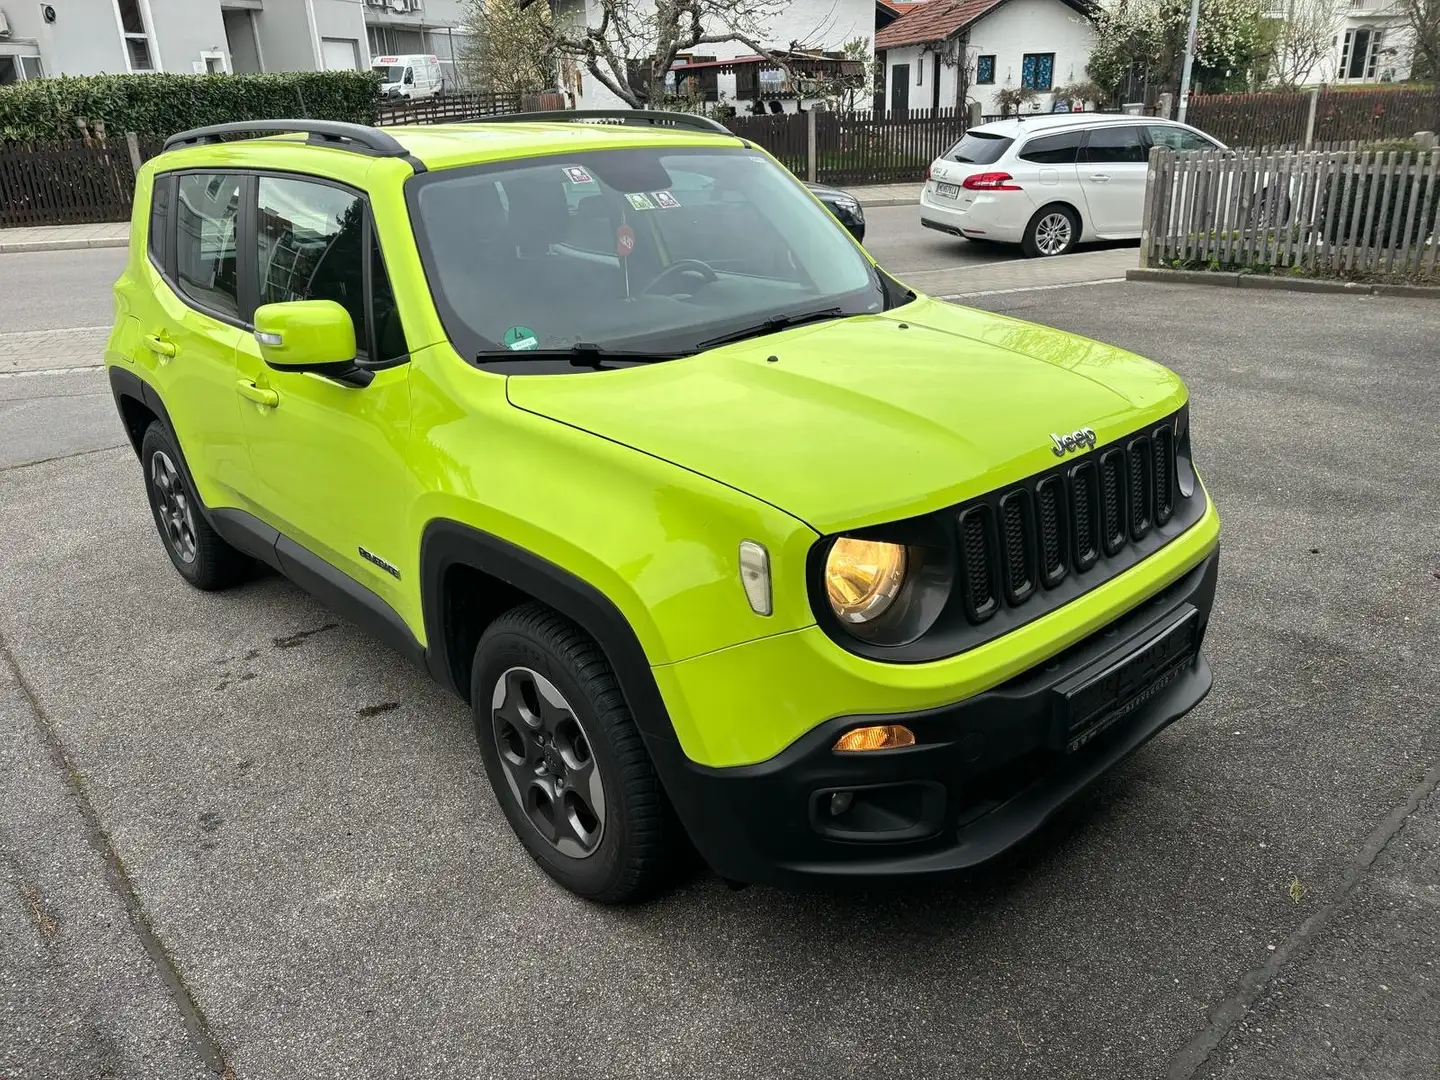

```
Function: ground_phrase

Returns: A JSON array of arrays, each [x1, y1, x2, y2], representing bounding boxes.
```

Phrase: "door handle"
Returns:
[[236, 379, 279, 408], [142, 333, 177, 358], [1088, 174, 1111, 183]]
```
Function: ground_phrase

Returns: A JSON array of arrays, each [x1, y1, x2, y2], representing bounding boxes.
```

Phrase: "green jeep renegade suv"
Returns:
[[106, 113, 1220, 902]]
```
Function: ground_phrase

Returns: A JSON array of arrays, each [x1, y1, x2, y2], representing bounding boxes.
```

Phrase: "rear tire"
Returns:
[[1022, 204, 1080, 258], [139, 423, 249, 591], [471, 602, 683, 903]]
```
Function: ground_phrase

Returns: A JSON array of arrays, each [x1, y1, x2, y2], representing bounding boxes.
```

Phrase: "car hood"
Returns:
[[505, 297, 1188, 534]]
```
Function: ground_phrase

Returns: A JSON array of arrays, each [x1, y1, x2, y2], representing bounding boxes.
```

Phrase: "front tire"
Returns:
[[1022, 204, 1080, 258], [139, 423, 248, 591], [471, 603, 683, 903]]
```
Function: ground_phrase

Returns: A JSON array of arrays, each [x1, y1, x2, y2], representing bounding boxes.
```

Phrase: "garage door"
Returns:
[[320, 37, 360, 70]]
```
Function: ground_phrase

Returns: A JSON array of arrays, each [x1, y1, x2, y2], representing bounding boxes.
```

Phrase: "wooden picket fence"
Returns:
[[1142, 147, 1440, 280], [0, 137, 164, 227]]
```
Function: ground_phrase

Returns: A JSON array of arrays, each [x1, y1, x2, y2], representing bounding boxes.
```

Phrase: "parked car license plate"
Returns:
[[1051, 608, 1199, 753], [934, 182, 960, 199]]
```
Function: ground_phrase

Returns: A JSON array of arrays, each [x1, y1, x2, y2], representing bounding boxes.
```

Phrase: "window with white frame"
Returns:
[[1339, 27, 1382, 80], [0, 54, 45, 83], [116, 0, 158, 72]]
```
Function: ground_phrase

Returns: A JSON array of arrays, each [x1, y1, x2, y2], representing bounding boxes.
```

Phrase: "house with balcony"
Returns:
[[874, 0, 1096, 116], [1270, 0, 1415, 85], [549, 0, 875, 112], [0, 0, 470, 89]]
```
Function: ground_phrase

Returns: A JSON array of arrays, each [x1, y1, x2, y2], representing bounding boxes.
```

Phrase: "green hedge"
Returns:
[[0, 71, 380, 142]]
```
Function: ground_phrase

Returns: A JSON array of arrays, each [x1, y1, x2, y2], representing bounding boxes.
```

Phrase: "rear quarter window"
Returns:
[[148, 174, 172, 268], [944, 133, 1014, 165]]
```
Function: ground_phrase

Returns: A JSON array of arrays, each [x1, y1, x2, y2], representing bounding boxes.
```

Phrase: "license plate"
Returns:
[[1052, 608, 1199, 753], [934, 182, 960, 199]]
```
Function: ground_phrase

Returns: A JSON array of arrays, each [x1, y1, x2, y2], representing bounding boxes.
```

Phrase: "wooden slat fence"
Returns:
[[1142, 147, 1440, 281], [721, 112, 808, 177], [1186, 89, 1440, 149], [815, 109, 966, 184], [376, 91, 523, 126], [0, 137, 165, 227]]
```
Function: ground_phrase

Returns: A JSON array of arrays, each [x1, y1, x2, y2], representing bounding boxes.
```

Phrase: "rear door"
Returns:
[[133, 170, 251, 507], [1077, 124, 1150, 237]]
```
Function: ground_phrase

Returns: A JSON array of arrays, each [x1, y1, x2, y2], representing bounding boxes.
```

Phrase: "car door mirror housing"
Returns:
[[254, 300, 357, 372]]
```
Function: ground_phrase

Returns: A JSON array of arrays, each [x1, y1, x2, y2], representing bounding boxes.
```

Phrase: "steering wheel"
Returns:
[[641, 259, 718, 295]]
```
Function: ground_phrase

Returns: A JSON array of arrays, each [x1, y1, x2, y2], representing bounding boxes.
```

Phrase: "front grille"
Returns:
[[953, 418, 1182, 629]]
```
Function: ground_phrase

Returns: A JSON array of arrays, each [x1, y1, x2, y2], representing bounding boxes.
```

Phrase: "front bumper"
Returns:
[[648, 550, 1218, 887]]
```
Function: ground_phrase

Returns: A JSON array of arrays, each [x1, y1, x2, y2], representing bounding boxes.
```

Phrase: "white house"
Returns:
[[551, 0, 875, 111], [875, 0, 1096, 116], [1265, 0, 1415, 86]]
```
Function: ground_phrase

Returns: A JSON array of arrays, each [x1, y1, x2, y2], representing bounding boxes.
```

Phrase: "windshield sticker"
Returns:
[[563, 166, 594, 185], [624, 192, 655, 211], [615, 224, 636, 257], [651, 190, 680, 209], [502, 325, 539, 351]]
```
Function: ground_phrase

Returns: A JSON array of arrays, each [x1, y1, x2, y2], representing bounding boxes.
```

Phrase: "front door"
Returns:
[[234, 173, 419, 625], [890, 65, 909, 114], [1077, 125, 1150, 237]]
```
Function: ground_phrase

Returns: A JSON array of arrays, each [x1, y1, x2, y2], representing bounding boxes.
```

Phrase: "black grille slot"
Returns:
[[958, 506, 999, 622], [999, 491, 1036, 604], [1128, 436, 1153, 540], [1070, 461, 1100, 572], [1153, 424, 1174, 525], [1098, 448, 1127, 556], [1035, 476, 1068, 588]]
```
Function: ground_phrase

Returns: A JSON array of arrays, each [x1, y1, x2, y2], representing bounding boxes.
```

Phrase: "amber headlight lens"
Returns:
[[824, 538, 907, 623]]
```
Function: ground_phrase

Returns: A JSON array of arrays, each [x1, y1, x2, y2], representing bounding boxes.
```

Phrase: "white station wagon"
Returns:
[[920, 114, 1226, 257]]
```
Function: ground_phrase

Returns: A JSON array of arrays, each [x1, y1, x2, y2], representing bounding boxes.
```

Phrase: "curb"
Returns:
[[0, 237, 130, 254], [856, 196, 916, 208], [1125, 267, 1440, 299]]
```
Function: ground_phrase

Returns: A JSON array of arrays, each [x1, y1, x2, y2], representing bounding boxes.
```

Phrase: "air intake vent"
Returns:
[[999, 491, 1035, 604], [958, 505, 998, 622], [1153, 424, 1174, 524], [1128, 436, 1153, 540], [1035, 476, 1067, 588], [1098, 448, 1127, 557]]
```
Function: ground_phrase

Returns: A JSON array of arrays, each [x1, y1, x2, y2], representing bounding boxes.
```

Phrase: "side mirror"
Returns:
[[253, 300, 356, 372]]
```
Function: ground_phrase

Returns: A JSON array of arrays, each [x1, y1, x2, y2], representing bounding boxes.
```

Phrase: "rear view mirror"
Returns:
[[254, 300, 356, 372]]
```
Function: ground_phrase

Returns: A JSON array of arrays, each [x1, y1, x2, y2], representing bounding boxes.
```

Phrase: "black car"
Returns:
[[805, 182, 865, 243]]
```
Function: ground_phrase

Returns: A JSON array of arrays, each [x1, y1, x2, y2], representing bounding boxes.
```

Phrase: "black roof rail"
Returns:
[[471, 109, 733, 135], [162, 119, 411, 157]]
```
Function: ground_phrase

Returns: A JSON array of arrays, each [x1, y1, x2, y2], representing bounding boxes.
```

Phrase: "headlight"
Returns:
[[834, 197, 860, 213], [825, 538, 907, 623]]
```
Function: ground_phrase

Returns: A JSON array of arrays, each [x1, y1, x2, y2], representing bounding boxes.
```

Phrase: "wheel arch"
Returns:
[[1031, 199, 1084, 233], [108, 365, 171, 457], [419, 519, 676, 744]]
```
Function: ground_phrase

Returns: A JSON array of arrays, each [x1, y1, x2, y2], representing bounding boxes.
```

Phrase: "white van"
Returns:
[[373, 55, 443, 101]]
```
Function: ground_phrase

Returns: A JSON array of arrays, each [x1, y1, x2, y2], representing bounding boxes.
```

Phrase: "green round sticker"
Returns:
[[503, 325, 539, 351]]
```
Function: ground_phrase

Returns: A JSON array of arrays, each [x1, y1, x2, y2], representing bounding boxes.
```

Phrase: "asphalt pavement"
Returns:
[[2, 240, 1438, 1080]]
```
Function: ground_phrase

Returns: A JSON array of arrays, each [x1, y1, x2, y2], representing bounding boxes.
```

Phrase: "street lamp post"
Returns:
[[1176, 0, 1201, 122]]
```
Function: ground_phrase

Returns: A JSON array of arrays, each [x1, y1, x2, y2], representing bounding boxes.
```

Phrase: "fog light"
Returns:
[[833, 724, 916, 752], [829, 791, 854, 816]]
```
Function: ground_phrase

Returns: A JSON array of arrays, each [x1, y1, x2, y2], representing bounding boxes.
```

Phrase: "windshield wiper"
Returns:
[[697, 306, 850, 350], [475, 343, 693, 368]]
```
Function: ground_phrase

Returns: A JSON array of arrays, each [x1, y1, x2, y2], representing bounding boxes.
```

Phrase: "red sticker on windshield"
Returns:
[[615, 224, 636, 257]]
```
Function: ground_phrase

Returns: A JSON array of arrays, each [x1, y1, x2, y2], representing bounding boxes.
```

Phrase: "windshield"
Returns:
[[375, 65, 405, 82], [945, 132, 1013, 164], [408, 147, 885, 363]]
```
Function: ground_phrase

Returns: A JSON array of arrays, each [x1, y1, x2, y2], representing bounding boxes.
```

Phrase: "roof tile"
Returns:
[[874, 0, 1004, 49]]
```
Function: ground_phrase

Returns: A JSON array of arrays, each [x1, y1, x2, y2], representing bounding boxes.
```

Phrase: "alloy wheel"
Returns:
[[1034, 212, 1072, 256], [150, 449, 197, 563], [491, 666, 606, 859]]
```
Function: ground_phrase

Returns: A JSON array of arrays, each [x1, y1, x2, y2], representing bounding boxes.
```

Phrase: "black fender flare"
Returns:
[[418, 519, 676, 743], [108, 365, 177, 457]]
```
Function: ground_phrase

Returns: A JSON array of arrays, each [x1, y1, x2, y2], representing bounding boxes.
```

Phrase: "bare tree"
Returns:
[[527, 0, 840, 108], [461, 0, 557, 95], [1394, 0, 1440, 78], [1266, 0, 1337, 87]]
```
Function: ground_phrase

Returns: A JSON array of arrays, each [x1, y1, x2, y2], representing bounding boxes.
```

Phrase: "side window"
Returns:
[[176, 173, 243, 319], [148, 174, 172, 267], [257, 176, 369, 356], [1147, 125, 1218, 151], [1018, 131, 1083, 164], [1080, 126, 1148, 164]]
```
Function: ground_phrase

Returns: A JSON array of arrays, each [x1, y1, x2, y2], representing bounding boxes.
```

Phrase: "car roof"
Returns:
[[968, 114, 1170, 140], [156, 121, 741, 174]]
